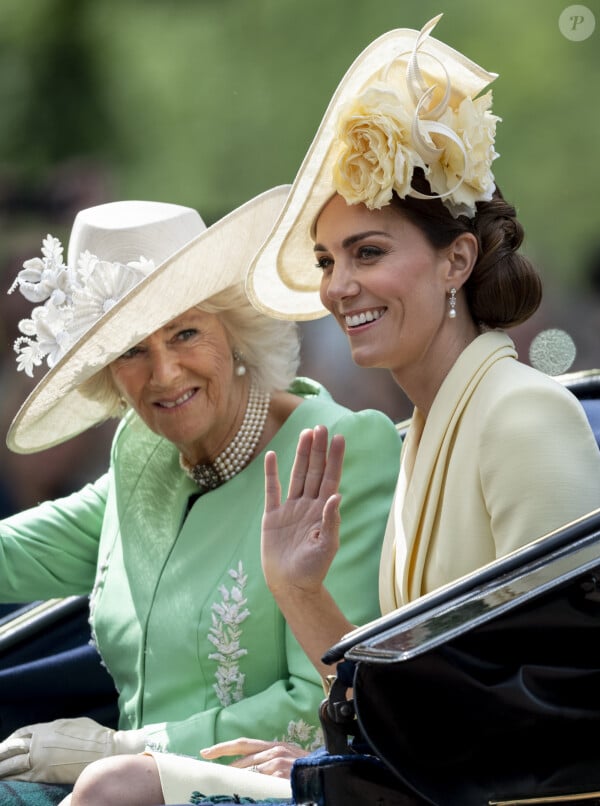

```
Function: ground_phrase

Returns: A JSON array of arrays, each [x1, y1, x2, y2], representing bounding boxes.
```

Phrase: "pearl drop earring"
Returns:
[[448, 288, 457, 319], [233, 349, 247, 376]]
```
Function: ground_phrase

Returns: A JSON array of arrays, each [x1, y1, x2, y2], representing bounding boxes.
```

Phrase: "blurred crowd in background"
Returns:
[[1, 0, 599, 516]]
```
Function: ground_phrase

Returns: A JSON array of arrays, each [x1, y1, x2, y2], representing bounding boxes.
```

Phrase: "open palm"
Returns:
[[261, 425, 345, 597]]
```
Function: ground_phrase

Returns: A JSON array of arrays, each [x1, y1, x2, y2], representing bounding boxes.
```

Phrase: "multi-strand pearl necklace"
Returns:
[[180, 379, 271, 492]]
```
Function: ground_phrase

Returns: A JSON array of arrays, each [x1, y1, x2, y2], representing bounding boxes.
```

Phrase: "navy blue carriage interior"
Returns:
[[0, 597, 119, 737], [0, 369, 599, 806]]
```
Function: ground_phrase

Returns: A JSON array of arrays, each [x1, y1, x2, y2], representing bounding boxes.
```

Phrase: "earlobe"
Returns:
[[445, 233, 478, 289]]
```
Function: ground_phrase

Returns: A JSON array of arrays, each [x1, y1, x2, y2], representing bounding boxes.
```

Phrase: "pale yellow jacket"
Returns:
[[380, 331, 600, 611]]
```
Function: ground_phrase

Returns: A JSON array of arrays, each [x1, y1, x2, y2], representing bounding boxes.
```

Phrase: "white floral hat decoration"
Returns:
[[7, 187, 289, 453], [247, 14, 499, 320]]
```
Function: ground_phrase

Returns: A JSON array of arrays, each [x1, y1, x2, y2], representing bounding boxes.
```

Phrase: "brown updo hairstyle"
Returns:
[[391, 169, 542, 329]]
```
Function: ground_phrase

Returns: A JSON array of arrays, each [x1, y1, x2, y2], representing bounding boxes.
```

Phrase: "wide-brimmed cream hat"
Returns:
[[7, 185, 289, 454], [246, 15, 498, 321]]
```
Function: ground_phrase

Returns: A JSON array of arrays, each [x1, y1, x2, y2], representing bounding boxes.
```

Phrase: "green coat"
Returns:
[[0, 379, 400, 756]]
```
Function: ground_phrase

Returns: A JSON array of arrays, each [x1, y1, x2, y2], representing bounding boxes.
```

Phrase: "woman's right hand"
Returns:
[[201, 737, 309, 779], [261, 425, 345, 598]]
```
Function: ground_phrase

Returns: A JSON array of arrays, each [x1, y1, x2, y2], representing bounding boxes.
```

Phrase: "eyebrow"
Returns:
[[313, 230, 391, 252]]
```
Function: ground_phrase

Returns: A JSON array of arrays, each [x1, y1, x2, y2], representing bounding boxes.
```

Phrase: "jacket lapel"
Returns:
[[380, 331, 517, 609]]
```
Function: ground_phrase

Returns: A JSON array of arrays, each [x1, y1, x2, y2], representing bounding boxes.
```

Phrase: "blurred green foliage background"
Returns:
[[1, 0, 599, 282], [0, 0, 599, 509]]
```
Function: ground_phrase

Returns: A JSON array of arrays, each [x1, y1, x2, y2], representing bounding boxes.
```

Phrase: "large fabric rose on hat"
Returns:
[[333, 84, 425, 210], [427, 91, 500, 218]]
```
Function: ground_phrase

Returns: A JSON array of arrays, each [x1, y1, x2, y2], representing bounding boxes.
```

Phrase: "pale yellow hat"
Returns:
[[7, 186, 289, 453], [246, 15, 498, 321]]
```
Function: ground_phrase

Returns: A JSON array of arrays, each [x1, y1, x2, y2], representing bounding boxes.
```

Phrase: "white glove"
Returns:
[[0, 717, 146, 784]]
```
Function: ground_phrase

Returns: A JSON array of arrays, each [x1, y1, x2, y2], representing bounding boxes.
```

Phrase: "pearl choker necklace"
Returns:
[[179, 380, 271, 491]]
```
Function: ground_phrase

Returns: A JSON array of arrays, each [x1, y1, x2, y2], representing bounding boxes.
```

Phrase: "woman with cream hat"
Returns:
[[0, 187, 400, 804]]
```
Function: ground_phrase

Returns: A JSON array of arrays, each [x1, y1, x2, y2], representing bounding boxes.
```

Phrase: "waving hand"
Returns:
[[261, 425, 354, 677]]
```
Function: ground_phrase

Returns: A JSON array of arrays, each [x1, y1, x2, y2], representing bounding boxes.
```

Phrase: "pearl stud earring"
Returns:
[[233, 349, 247, 376]]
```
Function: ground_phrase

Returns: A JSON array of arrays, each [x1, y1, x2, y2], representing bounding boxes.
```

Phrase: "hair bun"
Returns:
[[467, 192, 542, 329]]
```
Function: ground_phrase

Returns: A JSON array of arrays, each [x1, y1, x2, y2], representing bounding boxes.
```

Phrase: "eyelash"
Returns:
[[357, 245, 386, 260], [315, 257, 332, 271], [119, 347, 141, 360], [118, 329, 198, 360], [315, 245, 386, 271], [176, 329, 197, 341]]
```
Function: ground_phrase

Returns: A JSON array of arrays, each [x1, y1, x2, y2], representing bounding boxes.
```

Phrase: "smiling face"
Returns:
[[109, 307, 246, 464], [314, 194, 478, 407]]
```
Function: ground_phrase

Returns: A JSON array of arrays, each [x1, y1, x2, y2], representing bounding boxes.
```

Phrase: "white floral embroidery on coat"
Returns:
[[208, 562, 250, 706], [278, 719, 324, 752]]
